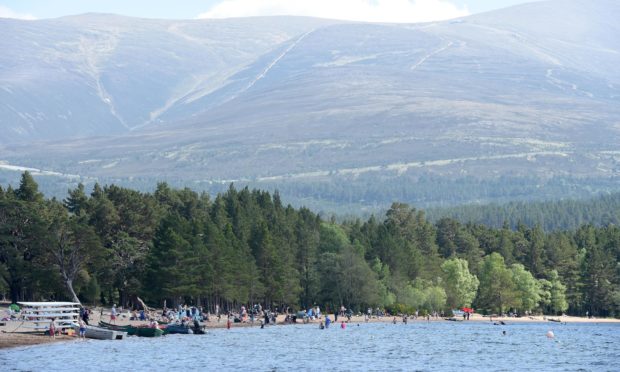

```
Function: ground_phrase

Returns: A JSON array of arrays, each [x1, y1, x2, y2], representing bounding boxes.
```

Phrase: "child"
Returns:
[[78, 319, 87, 339]]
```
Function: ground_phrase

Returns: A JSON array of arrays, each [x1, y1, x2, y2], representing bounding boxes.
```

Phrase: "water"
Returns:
[[2, 321, 619, 371]]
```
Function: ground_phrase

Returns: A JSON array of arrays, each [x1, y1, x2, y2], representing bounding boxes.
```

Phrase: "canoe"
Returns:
[[98, 321, 134, 334], [76, 325, 126, 340]]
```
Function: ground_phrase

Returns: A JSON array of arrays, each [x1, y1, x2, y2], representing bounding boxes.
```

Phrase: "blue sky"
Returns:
[[0, 0, 535, 22]]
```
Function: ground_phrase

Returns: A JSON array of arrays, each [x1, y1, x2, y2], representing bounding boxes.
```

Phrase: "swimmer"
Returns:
[[546, 330, 554, 339], [502, 330, 506, 335]]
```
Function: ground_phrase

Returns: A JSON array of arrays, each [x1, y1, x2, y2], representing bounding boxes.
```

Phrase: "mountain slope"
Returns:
[[1, 0, 619, 210], [0, 14, 335, 142]]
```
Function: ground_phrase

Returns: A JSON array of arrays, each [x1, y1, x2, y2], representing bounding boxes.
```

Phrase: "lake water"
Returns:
[[2, 321, 619, 371]]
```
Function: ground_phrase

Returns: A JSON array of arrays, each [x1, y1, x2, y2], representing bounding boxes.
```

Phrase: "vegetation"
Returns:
[[1, 172, 619, 317]]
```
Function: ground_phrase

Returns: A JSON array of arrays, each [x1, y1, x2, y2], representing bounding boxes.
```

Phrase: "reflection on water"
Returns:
[[2, 322, 619, 371]]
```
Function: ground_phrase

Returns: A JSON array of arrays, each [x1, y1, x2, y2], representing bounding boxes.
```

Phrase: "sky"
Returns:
[[0, 0, 535, 23]]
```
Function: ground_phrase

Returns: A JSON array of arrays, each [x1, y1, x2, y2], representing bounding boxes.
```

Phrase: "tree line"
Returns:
[[1, 172, 619, 317], [427, 192, 620, 231]]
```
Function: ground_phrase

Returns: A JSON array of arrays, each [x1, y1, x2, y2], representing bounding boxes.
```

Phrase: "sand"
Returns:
[[1, 306, 618, 349]]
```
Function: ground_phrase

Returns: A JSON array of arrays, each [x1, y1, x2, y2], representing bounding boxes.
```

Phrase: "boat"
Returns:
[[133, 327, 164, 337], [76, 325, 126, 340], [98, 321, 164, 337], [163, 323, 194, 335], [98, 321, 134, 334]]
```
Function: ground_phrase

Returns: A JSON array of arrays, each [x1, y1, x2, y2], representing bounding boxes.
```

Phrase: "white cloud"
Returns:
[[197, 0, 469, 23], [0, 5, 36, 20]]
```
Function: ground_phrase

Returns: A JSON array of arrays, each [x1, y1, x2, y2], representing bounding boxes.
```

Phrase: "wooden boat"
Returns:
[[76, 325, 126, 340], [99, 321, 134, 334]]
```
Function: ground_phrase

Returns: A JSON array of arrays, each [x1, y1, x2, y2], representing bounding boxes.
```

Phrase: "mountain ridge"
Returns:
[[1, 0, 619, 211]]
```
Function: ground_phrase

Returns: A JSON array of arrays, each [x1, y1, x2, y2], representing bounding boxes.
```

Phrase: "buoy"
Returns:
[[546, 330, 554, 339]]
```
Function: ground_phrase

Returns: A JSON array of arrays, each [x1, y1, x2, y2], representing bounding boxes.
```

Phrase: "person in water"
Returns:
[[341, 321, 346, 329], [325, 316, 331, 328], [319, 321, 325, 329]]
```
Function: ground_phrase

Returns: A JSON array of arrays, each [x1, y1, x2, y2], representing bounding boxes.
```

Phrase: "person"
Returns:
[[403, 315, 408, 324], [49, 318, 56, 338], [393, 317, 397, 324], [319, 321, 324, 330], [334, 311, 338, 322], [111, 304, 117, 324], [340, 321, 346, 329], [325, 316, 331, 328], [78, 318, 87, 339], [82, 307, 90, 325], [227, 315, 232, 330]]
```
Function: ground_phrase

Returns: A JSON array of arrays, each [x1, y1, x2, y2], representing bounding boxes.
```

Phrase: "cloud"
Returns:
[[0, 5, 36, 20], [197, 0, 469, 23]]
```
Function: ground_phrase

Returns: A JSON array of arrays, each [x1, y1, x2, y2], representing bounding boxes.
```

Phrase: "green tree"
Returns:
[[539, 270, 568, 314], [477, 253, 518, 314], [510, 263, 541, 312], [441, 258, 479, 308], [47, 203, 102, 303]]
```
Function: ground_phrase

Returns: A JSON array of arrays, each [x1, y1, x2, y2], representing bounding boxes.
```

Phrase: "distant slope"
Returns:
[[0, 14, 335, 143]]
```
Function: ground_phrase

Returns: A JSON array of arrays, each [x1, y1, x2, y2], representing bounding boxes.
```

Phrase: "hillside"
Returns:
[[1, 0, 619, 210]]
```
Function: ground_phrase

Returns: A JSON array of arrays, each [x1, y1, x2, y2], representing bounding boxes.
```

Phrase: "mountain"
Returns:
[[1, 0, 619, 211], [0, 14, 334, 142]]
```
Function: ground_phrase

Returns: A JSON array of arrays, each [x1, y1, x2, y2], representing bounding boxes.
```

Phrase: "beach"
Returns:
[[1, 304, 618, 349]]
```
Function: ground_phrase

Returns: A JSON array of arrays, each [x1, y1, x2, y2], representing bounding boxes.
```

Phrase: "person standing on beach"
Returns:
[[78, 318, 86, 339], [49, 318, 56, 338], [111, 304, 117, 324], [82, 308, 90, 325]]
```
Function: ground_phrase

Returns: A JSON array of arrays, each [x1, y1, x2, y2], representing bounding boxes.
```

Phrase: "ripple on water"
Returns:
[[2, 322, 619, 371]]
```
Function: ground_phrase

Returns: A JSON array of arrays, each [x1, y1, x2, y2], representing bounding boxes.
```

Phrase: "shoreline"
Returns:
[[1, 310, 618, 349]]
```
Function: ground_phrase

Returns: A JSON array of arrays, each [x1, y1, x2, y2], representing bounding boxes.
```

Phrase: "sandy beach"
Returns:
[[2, 306, 618, 349]]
